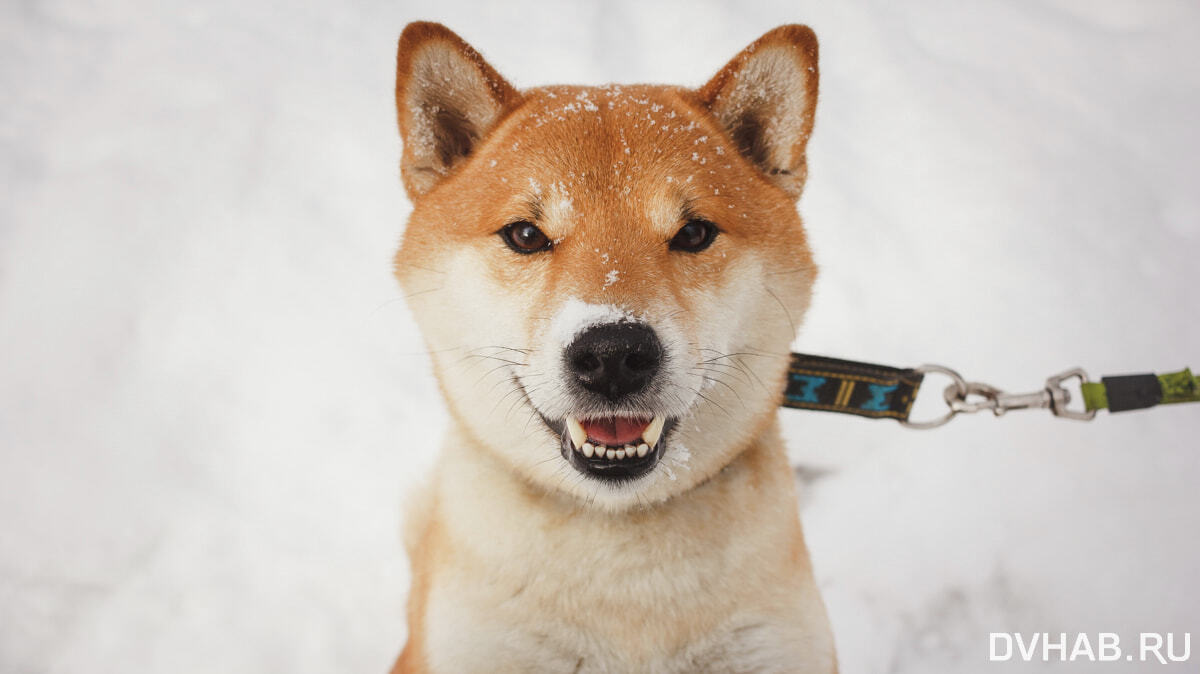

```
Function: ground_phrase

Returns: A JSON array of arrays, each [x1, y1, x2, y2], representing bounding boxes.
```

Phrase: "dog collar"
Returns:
[[783, 353, 1199, 429]]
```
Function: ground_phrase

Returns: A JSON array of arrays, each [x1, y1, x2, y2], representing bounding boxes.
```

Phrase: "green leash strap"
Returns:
[[1080, 368, 1200, 412], [784, 353, 1198, 428]]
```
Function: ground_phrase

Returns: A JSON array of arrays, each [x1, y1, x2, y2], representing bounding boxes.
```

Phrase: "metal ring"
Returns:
[[901, 364, 969, 429], [1045, 367, 1098, 421]]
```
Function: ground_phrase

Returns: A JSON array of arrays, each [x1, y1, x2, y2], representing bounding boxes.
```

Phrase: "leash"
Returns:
[[782, 353, 1200, 429]]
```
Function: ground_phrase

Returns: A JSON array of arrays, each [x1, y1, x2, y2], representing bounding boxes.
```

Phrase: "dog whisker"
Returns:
[[469, 345, 535, 355], [673, 383, 733, 418], [504, 381, 534, 421], [473, 361, 519, 389], [400, 262, 447, 275], [369, 296, 412, 317], [695, 349, 774, 390], [402, 286, 444, 300], [692, 361, 753, 387], [462, 353, 528, 367], [693, 372, 745, 405], [731, 355, 767, 390], [489, 375, 529, 415], [765, 266, 813, 277], [764, 285, 795, 334], [696, 348, 778, 362]]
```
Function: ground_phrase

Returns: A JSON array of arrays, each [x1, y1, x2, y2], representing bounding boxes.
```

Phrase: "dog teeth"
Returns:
[[577, 431, 661, 462], [566, 416, 587, 448], [643, 415, 665, 449]]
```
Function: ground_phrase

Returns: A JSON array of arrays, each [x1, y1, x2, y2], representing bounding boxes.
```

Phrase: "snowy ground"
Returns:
[[2, 1, 1198, 672]]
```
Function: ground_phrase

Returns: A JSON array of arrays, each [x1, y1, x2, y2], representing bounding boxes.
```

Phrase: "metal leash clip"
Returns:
[[901, 366, 1097, 429]]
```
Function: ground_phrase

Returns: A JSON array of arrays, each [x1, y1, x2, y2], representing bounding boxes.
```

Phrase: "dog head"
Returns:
[[394, 23, 818, 511]]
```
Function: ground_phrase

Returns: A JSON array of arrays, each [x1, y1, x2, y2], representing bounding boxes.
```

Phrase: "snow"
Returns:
[[2, 1, 1198, 672], [603, 268, 621, 288]]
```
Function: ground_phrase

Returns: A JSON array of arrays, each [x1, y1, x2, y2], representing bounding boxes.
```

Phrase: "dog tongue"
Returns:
[[581, 417, 651, 446]]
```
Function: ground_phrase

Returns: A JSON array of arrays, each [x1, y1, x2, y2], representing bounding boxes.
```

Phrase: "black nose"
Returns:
[[565, 323, 662, 400]]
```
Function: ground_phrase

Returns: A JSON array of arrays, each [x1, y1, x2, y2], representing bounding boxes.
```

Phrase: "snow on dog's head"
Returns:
[[394, 22, 819, 510]]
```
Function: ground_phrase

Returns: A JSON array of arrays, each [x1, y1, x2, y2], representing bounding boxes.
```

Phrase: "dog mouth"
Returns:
[[552, 414, 676, 482]]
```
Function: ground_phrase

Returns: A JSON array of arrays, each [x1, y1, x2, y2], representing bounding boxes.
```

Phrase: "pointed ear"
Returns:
[[395, 22, 521, 198], [697, 25, 819, 199]]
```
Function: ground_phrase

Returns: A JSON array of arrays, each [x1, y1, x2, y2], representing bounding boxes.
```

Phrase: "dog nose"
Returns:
[[565, 323, 662, 400]]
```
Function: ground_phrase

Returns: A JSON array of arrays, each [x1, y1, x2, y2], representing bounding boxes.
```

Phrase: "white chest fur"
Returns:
[[410, 425, 836, 673]]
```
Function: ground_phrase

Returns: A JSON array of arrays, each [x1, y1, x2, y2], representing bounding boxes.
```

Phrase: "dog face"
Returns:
[[394, 23, 819, 511]]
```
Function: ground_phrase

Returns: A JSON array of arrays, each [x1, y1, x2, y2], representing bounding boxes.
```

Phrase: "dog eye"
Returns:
[[669, 219, 719, 253], [499, 221, 552, 254]]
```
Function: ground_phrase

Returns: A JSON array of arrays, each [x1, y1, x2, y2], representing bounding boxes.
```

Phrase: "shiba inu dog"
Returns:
[[391, 21, 836, 673]]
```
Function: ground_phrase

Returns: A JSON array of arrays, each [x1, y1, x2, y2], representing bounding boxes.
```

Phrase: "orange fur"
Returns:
[[390, 22, 835, 672]]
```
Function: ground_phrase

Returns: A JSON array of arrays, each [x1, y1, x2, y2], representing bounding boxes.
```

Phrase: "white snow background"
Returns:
[[2, 0, 1198, 672]]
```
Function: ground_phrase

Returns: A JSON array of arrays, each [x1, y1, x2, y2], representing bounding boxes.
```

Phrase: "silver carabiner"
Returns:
[[901, 365, 1096, 429]]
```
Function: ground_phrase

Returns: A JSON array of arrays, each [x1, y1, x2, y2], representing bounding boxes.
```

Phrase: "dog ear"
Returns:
[[697, 25, 819, 199], [395, 22, 521, 198]]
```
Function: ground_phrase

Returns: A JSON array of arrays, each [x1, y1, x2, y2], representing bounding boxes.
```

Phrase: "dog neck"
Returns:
[[399, 418, 818, 667], [426, 416, 806, 576]]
